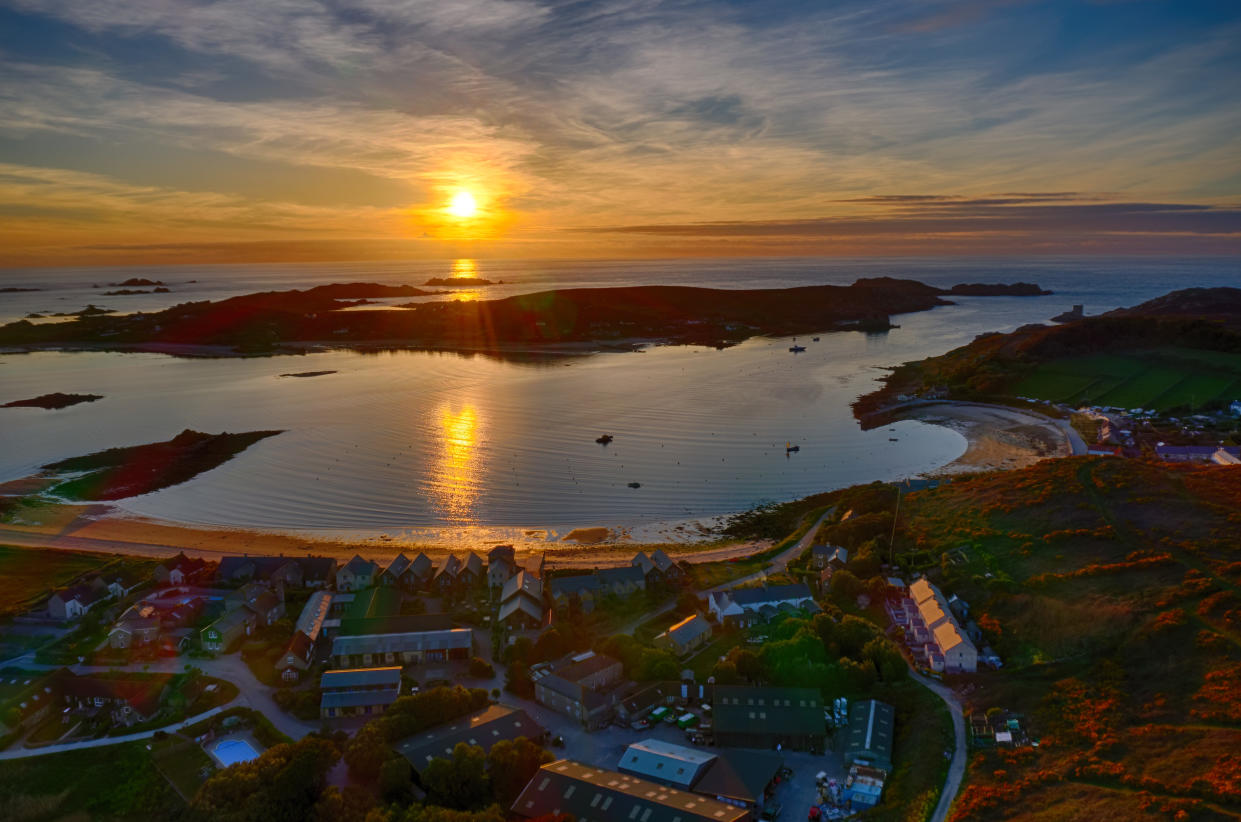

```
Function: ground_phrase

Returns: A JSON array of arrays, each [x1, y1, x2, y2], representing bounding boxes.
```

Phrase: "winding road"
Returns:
[[910, 668, 967, 822]]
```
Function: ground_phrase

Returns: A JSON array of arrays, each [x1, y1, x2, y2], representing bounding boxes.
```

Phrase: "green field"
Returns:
[[0, 544, 127, 620], [1012, 347, 1241, 412]]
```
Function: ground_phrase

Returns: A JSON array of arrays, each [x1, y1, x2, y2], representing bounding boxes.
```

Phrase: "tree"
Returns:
[[468, 657, 495, 678], [676, 589, 701, 615], [730, 649, 765, 683], [343, 724, 394, 782], [310, 786, 375, 822], [379, 757, 415, 803], [191, 737, 339, 822], [421, 743, 489, 810], [862, 637, 907, 682], [505, 659, 534, 698], [487, 737, 553, 805]]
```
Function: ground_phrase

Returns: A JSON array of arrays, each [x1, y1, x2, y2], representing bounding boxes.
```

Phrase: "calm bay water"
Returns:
[[1, 256, 1237, 543]]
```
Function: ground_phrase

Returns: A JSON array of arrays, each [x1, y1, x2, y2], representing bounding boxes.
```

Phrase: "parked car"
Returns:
[[759, 802, 782, 820]]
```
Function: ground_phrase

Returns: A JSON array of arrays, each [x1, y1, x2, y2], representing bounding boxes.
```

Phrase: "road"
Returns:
[[0, 653, 319, 759], [616, 507, 836, 635], [910, 668, 967, 822]]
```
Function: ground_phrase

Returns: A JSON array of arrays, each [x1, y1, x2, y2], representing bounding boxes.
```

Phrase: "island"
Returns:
[[0, 277, 1048, 357], [945, 281, 1052, 296], [2, 392, 104, 409], [111, 277, 165, 286], [279, 370, 337, 378], [0, 286, 40, 293], [424, 276, 494, 286], [41, 428, 283, 500]]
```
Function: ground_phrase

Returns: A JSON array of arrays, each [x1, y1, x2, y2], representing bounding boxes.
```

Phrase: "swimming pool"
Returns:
[[210, 737, 260, 767]]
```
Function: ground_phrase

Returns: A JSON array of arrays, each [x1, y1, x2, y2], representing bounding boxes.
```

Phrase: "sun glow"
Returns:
[[429, 403, 482, 523], [447, 190, 478, 219]]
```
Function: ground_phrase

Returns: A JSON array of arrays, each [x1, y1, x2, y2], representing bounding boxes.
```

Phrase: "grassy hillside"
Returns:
[[889, 458, 1241, 821]]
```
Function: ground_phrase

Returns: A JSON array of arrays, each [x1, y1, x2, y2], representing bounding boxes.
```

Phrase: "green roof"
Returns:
[[343, 586, 402, 620], [843, 699, 895, 771]]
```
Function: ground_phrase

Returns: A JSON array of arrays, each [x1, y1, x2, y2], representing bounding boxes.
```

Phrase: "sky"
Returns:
[[1, 0, 1239, 266]]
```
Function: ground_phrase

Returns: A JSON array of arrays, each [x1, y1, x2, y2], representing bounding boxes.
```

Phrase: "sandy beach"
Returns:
[[892, 401, 1076, 474]]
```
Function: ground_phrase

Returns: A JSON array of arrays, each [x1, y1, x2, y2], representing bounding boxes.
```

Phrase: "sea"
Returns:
[[1, 256, 1237, 546]]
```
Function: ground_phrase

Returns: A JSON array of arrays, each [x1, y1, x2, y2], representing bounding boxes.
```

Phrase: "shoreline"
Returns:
[[0, 398, 1067, 566]]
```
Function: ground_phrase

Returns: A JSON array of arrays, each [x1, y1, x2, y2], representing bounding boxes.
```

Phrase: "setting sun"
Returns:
[[447, 191, 478, 219]]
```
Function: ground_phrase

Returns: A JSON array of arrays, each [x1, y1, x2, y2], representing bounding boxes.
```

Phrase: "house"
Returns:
[[618, 738, 783, 811], [1213, 448, 1241, 466], [153, 552, 208, 586], [549, 574, 600, 612], [108, 615, 161, 650], [319, 666, 402, 719], [395, 705, 546, 776], [53, 670, 169, 725], [487, 545, 517, 589], [1155, 444, 1241, 463], [909, 577, 977, 673], [531, 651, 624, 729], [511, 760, 750, 822], [380, 554, 413, 587], [338, 613, 452, 637], [244, 589, 285, 628], [653, 614, 713, 657], [433, 555, 462, 591], [201, 606, 257, 652], [711, 685, 825, 751], [843, 699, 895, 771], [299, 555, 339, 589], [649, 548, 684, 581], [708, 583, 819, 628], [277, 590, 333, 682], [46, 584, 107, 621], [408, 553, 434, 585], [498, 571, 545, 630], [596, 565, 646, 597], [810, 545, 848, 569], [337, 555, 379, 592], [101, 571, 145, 600], [217, 555, 304, 588], [631, 551, 658, 582], [329, 627, 473, 668], [459, 552, 484, 587]]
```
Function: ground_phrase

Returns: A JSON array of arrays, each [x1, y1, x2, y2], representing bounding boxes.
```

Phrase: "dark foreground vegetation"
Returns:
[[0, 278, 1043, 356], [42, 429, 283, 500]]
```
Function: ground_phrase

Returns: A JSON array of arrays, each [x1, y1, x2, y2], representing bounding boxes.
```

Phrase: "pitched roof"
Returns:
[[462, 552, 484, 577], [338, 613, 452, 636], [343, 586, 402, 620], [511, 760, 748, 822], [933, 621, 972, 654], [631, 552, 655, 575], [488, 545, 516, 565], [294, 590, 332, 642], [844, 699, 895, 770], [597, 565, 645, 587], [549, 574, 600, 597], [281, 632, 315, 666], [341, 554, 378, 577], [726, 583, 815, 608], [330, 628, 472, 657], [298, 555, 337, 581], [658, 614, 712, 647], [245, 590, 282, 616], [693, 749, 784, 805], [436, 555, 462, 579], [53, 671, 169, 717], [618, 738, 716, 789], [501, 570, 542, 603], [712, 685, 822, 737], [499, 595, 544, 625], [396, 705, 545, 770], [649, 549, 677, 573], [206, 606, 255, 635], [320, 666, 403, 690], [409, 553, 433, 577], [382, 554, 412, 581], [320, 689, 400, 710]]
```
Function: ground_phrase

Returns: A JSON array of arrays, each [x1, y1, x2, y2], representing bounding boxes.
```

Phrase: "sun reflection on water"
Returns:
[[429, 403, 482, 523], [451, 259, 478, 278]]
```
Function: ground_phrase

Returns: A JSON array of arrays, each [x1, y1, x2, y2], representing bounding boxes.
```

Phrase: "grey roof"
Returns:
[[299, 555, 338, 582], [501, 570, 542, 603], [549, 574, 600, 597], [396, 705, 544, 770], [727, 583, 815, 608], [649, 549, 677, 573], [321, 666, 403, 691], [294, 591, 332, 642], [499, 595, 544, 625], [409, 553, 433, 577], [712, 685, 823, 737], [658, 614, 712, 647], [338, 613, 452, 636], [341, 554, 378, 577], [632, 552, 656, 575], [382, 554, 412, 581], [320, 688, 400, 710], [331, 628, 472, 657], [436, 555, 462, 580], [511, 760, 749, 822], [617, 739, 716, 789], [843, 699, 895, 771], [597, 565, 645, 587], [546, 651, 620, 684], [488, 545, 516, 565], [462, 552, 484, 577], [694, 749, 784, 805], [205, 605, 255, 635]]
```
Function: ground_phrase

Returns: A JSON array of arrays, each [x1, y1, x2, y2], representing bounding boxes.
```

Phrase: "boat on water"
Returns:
[[627, 482, 642, 488], [786, 442, 800, 453], [596, 434, 614, 444], [789, 345, 806, 353], [812, 336, 820, 341]]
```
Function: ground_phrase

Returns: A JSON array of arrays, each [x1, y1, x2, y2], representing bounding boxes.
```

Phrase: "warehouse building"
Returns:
[[842, 699, 895, 771], [712, 685, 825, 751]]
